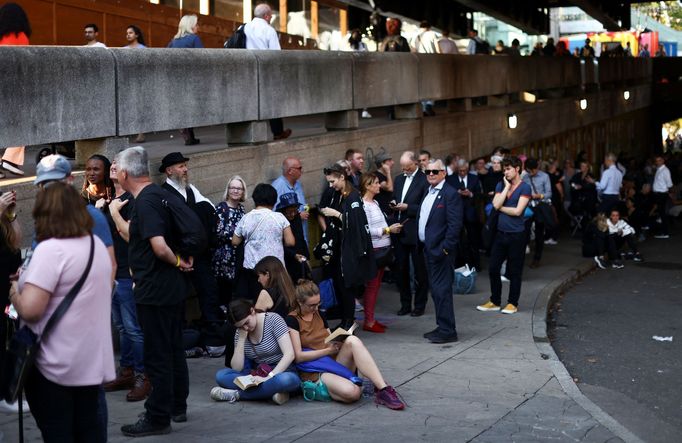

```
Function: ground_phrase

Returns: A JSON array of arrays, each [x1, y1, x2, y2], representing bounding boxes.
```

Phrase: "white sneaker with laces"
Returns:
[[0, 399, 30, 414], [210, 387, 240, 403], [361, 110, 372, 119]]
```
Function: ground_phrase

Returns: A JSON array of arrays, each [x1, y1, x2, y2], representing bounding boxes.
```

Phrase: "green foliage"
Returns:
[[633, 1, 682, 30]]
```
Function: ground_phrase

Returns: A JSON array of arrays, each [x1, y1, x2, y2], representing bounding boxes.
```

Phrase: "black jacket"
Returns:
[[339, 189, 376, 288]]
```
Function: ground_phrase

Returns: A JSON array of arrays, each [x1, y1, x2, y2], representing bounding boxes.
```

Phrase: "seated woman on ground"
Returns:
[[253, 255, 296, 318], [285, 280, 405, 410], [210, 299, 301, 405]]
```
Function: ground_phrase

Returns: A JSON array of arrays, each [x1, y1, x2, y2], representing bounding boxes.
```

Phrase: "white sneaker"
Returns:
[[1, 161, 24, 176], [544, 239, 558, 245], [355, 299, 364, 312], [210, 387, 240, 403], [654, 234, 670, 239], [206, 345, 226, 358], [593, 256, 606, 270], [525, 246, 530, 254], [361, 110, 372, 119], [272, 392, 290, 405], [0, 399, 30, 414], [500, 275, 510, 283]]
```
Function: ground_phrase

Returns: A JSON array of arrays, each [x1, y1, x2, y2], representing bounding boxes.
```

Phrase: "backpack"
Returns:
[[475, 39, 490, 54], [161, 192, 208, 258], [224, 24, 247, 49]]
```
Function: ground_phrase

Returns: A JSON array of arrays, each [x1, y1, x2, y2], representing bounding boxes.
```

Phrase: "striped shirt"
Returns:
[[362, 199, 391, 248], [234, 313, 289, 365]]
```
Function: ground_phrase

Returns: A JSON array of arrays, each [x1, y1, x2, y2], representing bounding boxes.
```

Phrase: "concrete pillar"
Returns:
[[394, 103, 421, 120], [447, 98, 472, 112], [325, 110, 359, 130], [226, 121, 270, 144], [75, 137, 129, 166]]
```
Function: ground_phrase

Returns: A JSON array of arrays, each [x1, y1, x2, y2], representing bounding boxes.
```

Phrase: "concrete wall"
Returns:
[[0, 48, 657, 147]]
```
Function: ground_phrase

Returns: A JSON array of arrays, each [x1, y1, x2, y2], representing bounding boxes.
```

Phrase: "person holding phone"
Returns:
[[477, 157, 531, 315]]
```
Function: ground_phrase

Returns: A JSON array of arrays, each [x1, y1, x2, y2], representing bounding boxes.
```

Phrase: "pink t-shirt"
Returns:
[[19, 236, 115, 386]]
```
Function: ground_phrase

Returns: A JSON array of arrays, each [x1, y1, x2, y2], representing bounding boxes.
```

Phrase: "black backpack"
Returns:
[[224, 24, 247, 49], [161, 192, 208, 258], [475, 39, 490, 54]]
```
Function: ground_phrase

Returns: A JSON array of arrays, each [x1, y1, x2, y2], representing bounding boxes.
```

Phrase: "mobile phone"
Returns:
[[400, 219, 410, 225]]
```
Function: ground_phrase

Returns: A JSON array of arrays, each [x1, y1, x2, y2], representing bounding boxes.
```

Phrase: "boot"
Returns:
[[103, 366, 134, 392], [126, 373, 152, 402]]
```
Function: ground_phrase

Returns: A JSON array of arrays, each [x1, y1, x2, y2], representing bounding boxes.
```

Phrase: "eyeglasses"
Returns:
[[228, 187, 244, 192], [424, 169, 444, 176], [304, 302, 320, 310]]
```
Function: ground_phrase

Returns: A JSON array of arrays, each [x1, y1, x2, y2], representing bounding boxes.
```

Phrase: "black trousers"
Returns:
[[607, 233, 638, 260], [269, 118, 284, 136], [395, 242, 429, 311], [525, 218, 545, 262], [189, 256, 224, 344], [25, 367, 103, 443], [654, 192, 670, 235], [137, 302, 189, 427], [488, 231, 526, 307], [461, 219, 481, 269]]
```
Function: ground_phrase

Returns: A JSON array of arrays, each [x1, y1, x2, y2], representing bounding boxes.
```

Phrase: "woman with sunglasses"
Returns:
[[210, 299, 300, 405], [285, 280, 405, 410]]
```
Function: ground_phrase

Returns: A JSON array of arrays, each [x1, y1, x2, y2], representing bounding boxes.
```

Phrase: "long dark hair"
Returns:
[[0, 3, 31, 38], [82, 154, 115, 202], [127, 24, 145, 46], [254, 256, 295, 312], [227, 299, 254, 326]]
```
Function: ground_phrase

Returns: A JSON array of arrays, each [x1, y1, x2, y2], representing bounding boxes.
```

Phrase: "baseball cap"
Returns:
[[34, 154, 72, 185]]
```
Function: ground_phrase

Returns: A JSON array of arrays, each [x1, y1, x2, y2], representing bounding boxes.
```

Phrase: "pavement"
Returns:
[[3, 233, 650, 442], [551, 226, 682, 443]]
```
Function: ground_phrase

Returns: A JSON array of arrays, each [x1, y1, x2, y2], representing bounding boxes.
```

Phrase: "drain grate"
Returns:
[[634, 261, 682, 270]]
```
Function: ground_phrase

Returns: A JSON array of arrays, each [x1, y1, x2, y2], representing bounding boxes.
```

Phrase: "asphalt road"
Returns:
[[550, 226, 682, 443]]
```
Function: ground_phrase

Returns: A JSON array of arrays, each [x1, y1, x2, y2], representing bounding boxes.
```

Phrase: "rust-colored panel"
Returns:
[[18, 0, 55, 45], [149, 24, 177, 47], [56, 5, 104, 46]]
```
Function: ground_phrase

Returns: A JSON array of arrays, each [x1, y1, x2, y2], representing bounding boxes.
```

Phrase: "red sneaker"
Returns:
[[363, 322, 386, 333], [375, 385, 405, 410]]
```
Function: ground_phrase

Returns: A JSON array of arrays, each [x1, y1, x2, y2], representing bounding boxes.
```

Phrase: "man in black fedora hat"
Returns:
[[276, 192, 309, 282], [159, 152, 225, 357]]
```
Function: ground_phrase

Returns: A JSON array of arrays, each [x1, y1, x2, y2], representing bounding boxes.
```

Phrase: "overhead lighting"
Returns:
[[507, 113, 518, 129], [522, 92, 536, 103], [623, 90, 631, 100], [579, 99, 588, 110]]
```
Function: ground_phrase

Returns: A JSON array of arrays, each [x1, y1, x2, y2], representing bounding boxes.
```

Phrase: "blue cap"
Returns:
[[34, 154, 72, 185]]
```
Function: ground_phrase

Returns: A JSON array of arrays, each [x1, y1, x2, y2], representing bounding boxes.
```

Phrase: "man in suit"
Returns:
[[392, 151, 429, 316], [159, 152, 225, 357], [419, 159, 463, 344], [446, 159, 482, 269]]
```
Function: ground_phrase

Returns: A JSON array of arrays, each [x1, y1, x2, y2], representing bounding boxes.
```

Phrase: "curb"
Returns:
[[531, 261, 645, 443]]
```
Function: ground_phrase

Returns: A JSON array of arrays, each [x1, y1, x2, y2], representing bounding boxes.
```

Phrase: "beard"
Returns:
[[171, 172, 189, 187]]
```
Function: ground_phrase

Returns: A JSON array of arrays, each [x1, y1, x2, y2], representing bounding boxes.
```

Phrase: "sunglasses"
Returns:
[[424, 169, 444, 176]]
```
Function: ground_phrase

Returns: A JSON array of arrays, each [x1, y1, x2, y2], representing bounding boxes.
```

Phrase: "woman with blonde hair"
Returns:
[[168, 14, 203, 145], [213, 175, 247, 306]]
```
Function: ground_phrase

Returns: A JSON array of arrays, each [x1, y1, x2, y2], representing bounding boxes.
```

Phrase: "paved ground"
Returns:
[[551, 227, 682, 443], [1, 236, 630, 442]]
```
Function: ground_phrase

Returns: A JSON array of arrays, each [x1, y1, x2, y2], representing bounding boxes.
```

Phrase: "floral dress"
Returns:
[[211, 202, 245, 279]]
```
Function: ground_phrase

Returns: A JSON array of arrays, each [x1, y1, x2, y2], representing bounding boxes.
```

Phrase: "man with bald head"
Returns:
[[245, 3, 292, 140], [392, 151, 429, 316], [418, 159, 463, 344], [272, 156, 308, 240]]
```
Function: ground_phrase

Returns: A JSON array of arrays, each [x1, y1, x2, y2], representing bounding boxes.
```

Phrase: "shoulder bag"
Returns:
[[528, 175, 557, 229], [2, 235, 95, 403]]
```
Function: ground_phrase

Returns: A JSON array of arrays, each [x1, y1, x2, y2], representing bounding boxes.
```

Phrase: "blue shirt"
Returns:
[[418, 180, 445, 242], [272, 175, 307, 241], [167, 34, 204, 48], [595, 165, 622, 196], [523, 170, 552, 204], [495, 181, 532, 233]]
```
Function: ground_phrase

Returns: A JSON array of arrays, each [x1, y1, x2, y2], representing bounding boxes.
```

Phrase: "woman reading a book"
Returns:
[[285, 280, 405, 410], [210, 300, 301, 405]]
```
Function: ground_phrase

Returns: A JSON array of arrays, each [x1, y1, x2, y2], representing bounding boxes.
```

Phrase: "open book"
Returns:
[[234, 374, 264, 390], [324, 323, 358, 344]]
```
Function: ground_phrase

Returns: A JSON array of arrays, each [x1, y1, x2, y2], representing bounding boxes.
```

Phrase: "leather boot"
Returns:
[[126, 373, 152, 402], [103, 367, 134, 392]]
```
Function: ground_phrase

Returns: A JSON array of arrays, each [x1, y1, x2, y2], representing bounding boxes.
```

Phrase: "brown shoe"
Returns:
[[273, 128, 292, 140], [126, 374, 151, 402], [103, 367, 134, 392]]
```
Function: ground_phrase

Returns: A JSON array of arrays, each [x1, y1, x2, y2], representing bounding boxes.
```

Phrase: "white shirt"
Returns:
[[84, 42, 107, 48], [653, 164, 673, 193], [438, 37, 457, 54], [418, 180, 445, 242], [165, 178, 213, 206], [411, 29, 438, 54], [400, 170, 418, 203], [607, 219, 635, 237], [457, 175, 468, 189], [244, 17, 281, 50]]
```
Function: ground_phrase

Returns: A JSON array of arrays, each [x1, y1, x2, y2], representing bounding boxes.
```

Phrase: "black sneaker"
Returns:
[[611, 261, 624, 269], [121, 415, 171, 437], [633, 253, 643, 262], [593, 256, 606, 270]]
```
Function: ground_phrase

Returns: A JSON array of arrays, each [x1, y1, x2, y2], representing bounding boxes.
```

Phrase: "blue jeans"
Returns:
[[112, 278, 144, 372], [215, 368, 301, 400]]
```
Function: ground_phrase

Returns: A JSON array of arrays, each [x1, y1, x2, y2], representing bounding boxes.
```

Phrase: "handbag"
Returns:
[[529, 175, 558, 229], [453, 265, 477, 294], [301, 377, 332, 402], [313, 220, 340, 264], [318, 278, 337, 311], [482, 205, 499, 250], [2, 235, 95, 403], [373, 245, 393, 269]]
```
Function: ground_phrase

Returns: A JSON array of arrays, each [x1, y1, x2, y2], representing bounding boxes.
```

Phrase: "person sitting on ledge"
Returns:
[[285, 280, 405, 410], [210, 299, 301, 405]]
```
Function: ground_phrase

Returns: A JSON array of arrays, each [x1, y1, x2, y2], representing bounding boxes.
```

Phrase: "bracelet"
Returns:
[[383, 227, 390, 235], [5, 212, 16, 223], [175, 254, 181, 267], [268, 372, 276, 379]]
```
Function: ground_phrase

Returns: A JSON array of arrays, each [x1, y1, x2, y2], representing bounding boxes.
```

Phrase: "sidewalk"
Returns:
[[1, 238, 624, 442]]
